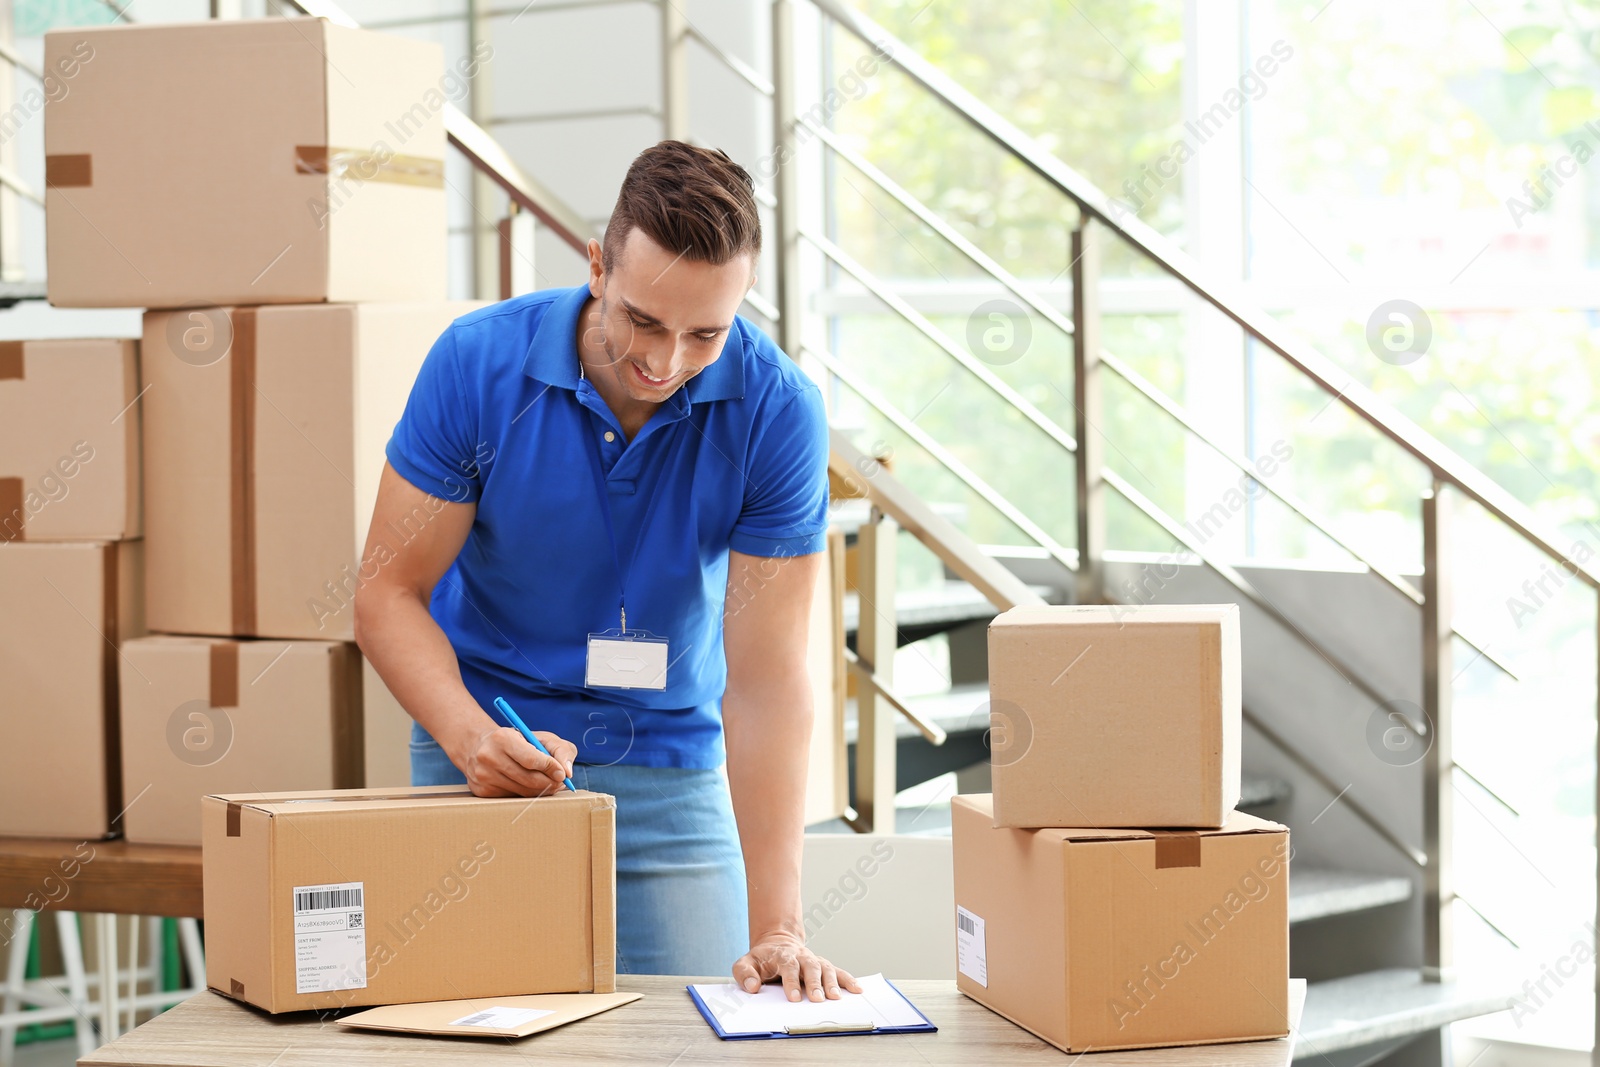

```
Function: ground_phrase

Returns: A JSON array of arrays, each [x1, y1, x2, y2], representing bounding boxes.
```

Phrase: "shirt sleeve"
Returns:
[[728, 383, 830, 558], [385, 324, 485, 504]]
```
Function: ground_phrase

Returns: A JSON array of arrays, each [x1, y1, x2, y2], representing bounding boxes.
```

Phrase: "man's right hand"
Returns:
[[454, 726, 578, 797]]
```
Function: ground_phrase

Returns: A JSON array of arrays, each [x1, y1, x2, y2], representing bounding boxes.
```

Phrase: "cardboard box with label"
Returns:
[[0, 339, 140, 542], [45, 18, 447, 308], [0, 540, 144, 838], [140, 301, 483, 640], [952, 793, 1289, 1053], [988, 603, 1242, 829], [119, 635, 364, 846], [203, 786, 617, 1012]]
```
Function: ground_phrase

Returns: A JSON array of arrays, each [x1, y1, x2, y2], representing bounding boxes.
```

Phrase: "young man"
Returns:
[[353, 141, 858, 1002]]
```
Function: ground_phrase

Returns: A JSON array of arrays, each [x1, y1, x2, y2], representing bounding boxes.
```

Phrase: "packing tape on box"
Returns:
[[0, 341, 22, 380], [0, 478, 21, 542], [294, 145, 445, 190], [211, 642, 240, 708], [44, 154, 91, 188], [229, 309, 258, 635], [224, 789, 478, 837], [101, 543, 124, 831], [1152, 831, 1203, 870], [589, 797, 617, 992]]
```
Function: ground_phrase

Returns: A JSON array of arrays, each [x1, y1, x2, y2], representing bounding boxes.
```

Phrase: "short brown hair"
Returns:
[[602, 140, 761, 273]]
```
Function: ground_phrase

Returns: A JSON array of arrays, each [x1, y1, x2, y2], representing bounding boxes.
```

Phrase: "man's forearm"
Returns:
[[354, 583, 494, 765], [723, 670, 815, 942]]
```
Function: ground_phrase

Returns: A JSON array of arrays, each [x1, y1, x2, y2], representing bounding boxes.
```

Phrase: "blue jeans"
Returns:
[[409, 722, 750, 977]]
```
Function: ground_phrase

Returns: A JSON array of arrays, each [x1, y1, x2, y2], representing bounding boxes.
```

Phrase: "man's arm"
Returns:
[[723, 548, 862, 1002], [353, 463, 574, 796]]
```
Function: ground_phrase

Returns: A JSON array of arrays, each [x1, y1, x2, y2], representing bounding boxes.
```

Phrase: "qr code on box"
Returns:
[[348, 913, 363, 930]]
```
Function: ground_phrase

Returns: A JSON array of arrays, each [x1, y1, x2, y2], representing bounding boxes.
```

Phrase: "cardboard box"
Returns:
[[0, 540, 144, 837], [951, 793, 1289, 1053], [119, 635, 364, 846], [140, 301, 483, 640], [203, 786, 617, 1012], [0, 339, 140, 541], [988, 604, 1241, 829], [45, 18, 447, 308]]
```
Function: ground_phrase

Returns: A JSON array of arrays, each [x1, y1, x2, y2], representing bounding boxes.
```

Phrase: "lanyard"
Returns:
[[582, 410, 671, 632]]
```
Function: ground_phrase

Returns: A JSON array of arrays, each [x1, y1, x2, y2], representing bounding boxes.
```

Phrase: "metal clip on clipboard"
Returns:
[[784, 1020, 877, 1035]]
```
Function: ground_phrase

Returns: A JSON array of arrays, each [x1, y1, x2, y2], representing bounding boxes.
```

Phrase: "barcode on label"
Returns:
[[295, 886, 363, 912], [957, 912, 976, 935], [454, 1011, 497, 1026]]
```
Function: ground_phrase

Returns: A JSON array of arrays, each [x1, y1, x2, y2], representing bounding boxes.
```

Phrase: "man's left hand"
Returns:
[[732, 932, 862, 1002]]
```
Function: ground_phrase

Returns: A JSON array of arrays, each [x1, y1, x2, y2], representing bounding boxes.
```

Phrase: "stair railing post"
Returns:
[[1421, 480, 1454, 982], [660, 0, 688, 141], [771, 0, 802, 358], [854, 506, 898, 834], [1072, 218, 1104, 604]]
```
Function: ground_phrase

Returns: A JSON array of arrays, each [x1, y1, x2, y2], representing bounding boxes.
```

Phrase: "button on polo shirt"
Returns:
[[385, 285, 830, 769]]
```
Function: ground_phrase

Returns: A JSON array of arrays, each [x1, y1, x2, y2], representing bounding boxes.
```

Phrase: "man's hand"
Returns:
[[732, 931, 862, 1002], [454, 726, 577, 798]]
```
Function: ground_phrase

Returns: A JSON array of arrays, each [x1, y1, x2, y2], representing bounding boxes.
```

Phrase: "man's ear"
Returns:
[[587, 238, 605, 297]]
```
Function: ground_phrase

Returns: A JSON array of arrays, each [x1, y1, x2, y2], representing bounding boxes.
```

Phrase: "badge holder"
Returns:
[[585, 628, 670, 690]]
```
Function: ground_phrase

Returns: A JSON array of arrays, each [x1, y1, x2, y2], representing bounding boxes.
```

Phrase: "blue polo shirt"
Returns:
[[384, 285, 830, 769]]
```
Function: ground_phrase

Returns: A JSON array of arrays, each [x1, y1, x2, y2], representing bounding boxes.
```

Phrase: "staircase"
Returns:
[[7, 1, 1591, 1064]]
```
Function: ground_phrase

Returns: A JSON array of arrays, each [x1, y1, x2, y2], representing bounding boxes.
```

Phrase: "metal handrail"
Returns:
[[806, 109, 1515, 681], [807, 0, 1599, 592]]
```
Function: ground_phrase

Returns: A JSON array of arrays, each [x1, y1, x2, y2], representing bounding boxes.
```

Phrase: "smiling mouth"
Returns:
[[632, 363, 673, 388]]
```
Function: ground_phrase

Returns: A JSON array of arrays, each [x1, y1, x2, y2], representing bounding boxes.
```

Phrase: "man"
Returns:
[[354, 141, 858, 1003]]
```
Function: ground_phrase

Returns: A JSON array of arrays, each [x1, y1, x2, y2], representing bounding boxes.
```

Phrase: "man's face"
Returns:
[[586, 229, 754, 404]]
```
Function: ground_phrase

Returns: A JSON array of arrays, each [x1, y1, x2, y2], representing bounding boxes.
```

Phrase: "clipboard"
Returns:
[[686, 973, 937, 1040]]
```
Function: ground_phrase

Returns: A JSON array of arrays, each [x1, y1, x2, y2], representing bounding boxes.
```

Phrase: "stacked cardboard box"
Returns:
[[32, 16, 482, 845], [0, 339, 146, 838], [955, 604, 1292, 1053]]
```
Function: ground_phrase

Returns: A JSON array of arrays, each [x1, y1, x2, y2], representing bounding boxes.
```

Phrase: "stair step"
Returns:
[[1288, 868, 1412, 923], [1296, 968, 1513, 1058], [842, 579, 1060, 637]]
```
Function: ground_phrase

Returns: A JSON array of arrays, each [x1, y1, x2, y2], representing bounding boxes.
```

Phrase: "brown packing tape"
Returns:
[[0, 478, 22, 542], [229, 309, 257, 635], [45, 153, 91, 187], [210, 642, 240, 708], [102, 544, 122, 835], [0, 341, 23, 380], [1152, 832, 1203, 870], [229, 978, 244, 997], [329, 645, 365, 788], [226, 802, 241, 837], [590, 799, 616, 993], [294, 145, 446, 190]]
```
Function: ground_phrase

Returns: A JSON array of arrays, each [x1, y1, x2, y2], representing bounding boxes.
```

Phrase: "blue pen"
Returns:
[[493, 696, 577, 792]]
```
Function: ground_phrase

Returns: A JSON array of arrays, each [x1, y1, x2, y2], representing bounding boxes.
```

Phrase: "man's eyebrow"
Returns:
[[620, 298, 730, 334]]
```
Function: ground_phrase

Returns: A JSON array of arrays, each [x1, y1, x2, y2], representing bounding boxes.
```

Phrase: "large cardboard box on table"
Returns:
[[44, 18, 448, 308], [140, 301, 483, 641], [203, 786, 617, 1012], [0, 541, 144, 838], [0, 339, 140, 541], [988, 603, 1242, 829], [119, 635, 365, 846], [951, 793, 1289, 1054]]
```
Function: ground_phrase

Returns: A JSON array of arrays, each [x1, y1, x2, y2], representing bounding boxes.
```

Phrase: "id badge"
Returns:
[[585, 629, 669, 690]]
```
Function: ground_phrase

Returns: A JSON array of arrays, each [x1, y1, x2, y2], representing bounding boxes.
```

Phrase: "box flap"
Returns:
[[336, 990, 642, 1038], [991, 603, 1239, 628], [955, 794, 1282, 841]]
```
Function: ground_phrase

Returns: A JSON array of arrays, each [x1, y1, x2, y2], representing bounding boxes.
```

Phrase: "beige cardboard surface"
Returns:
[[0, 339, 140, 541], [141, 301, 483, 639], [119, 635, 364, 846], [202, 786, 617, 1013], [44, 18, 445, 308], [0, 540, 145, 837], [338, 989, 644, 1038], [952, 793, 1289, 1054], [362, 656, 414, 789], [989, 604, 1241, 829]]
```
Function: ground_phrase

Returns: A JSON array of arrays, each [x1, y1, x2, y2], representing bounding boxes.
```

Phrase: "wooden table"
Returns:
[[0, 837, 202, 918], [82, 977, 1305, 1066]]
